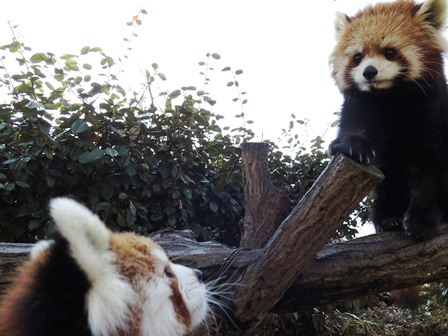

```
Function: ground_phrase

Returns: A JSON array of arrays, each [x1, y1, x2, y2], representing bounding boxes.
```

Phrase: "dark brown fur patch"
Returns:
[[170, 276, 192, 328]]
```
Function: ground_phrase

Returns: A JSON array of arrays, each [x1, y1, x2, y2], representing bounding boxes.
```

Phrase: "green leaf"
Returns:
[[235, 69, 243, 75], [71, 120, 88, 134], [81, 46, 90, 55], [221, 66, 231, 71], [2, 158, 18, 165], [101, 183, 113, 200], [78, 148, 104, 164], [9, 41, 20, 53], [15, 181, 30, 188], [30, 53, 44, 63], [171, 166, 178, 177], [0, 182, 15, 191], [105, 148, 118, 157], [167, 215, 176, 227], [211, 53, 221, 60], [209, 201, 219, 213], [169, 90, 181, 99], [45, 82, 55, 90], [141, 9, 148, 14], [83, 63, 92, 70]]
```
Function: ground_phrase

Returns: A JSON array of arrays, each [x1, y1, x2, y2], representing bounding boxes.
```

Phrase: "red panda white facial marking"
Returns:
[[0, 198, 209, 336], [331, 0, 448, 93]]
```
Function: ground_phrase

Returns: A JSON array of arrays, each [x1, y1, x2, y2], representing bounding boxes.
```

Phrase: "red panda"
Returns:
[[329, 0, 448, 241], [0, 198, 209, 336]]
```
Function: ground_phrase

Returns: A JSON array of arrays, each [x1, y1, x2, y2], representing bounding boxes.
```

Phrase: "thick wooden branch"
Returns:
[[3, 228, 448, 310], [278, 224, 448, 310], [239, 143, 290, 249], [233, 153, 384, 332]]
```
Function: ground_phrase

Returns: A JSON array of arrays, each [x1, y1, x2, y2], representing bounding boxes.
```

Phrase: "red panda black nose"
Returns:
[[363, 65, 378, 80], [194, 269, 204, 282]]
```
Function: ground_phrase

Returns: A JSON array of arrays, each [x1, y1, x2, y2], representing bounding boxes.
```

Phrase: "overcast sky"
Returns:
[[0, 0, 388, 145]]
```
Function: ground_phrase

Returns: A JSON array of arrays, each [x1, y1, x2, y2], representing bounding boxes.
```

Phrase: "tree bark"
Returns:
[[239, 143, 290, 249], [0, 243, 32, 297]]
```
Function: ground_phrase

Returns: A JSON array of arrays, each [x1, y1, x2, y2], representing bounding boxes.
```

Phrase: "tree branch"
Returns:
[[3, 228, 448, 309], [239, 143, 290, 249], [233, 153, 384, 332]]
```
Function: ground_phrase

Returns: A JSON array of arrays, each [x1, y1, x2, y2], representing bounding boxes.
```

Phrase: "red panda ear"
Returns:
[[415, 0, 447, 29], [334, 12, 351, 38]]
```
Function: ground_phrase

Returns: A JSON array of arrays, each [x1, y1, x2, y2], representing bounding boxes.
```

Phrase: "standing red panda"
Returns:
[[329, 0, 448, 241], [0, 198, 209, 336]]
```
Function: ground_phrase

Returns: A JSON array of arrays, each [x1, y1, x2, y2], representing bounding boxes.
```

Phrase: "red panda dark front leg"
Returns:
[[403, 173, 443, 241], [371, 169, 410, 232]]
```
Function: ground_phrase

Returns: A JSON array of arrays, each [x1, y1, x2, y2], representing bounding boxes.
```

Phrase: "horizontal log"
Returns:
[[3, 227, 448, 310]]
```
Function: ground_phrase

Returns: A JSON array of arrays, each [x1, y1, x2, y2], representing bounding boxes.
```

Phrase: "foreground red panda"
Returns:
[[329, 0, 448, 241], [0, 198, 209, 336]]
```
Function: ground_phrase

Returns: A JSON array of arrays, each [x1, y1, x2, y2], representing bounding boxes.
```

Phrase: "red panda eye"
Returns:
[[353, 53, 363, 65], [164, 267, 175, 278], [384, 48, 397, 60]]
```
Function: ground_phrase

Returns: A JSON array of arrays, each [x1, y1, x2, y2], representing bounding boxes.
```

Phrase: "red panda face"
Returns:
[[331, 0, 447, 93], [0, 198, 209, 336]]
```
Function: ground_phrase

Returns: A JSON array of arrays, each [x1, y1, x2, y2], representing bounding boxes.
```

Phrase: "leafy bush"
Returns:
[[0, 19, 250, 243], [0, 18, 357, 245]]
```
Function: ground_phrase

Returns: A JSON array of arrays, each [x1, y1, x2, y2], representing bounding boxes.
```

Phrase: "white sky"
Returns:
[[0, 0, 383, 146]]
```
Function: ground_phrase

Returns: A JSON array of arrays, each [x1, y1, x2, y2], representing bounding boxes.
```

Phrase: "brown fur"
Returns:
[[331, 0, 447, 92], [169, 275, 192, 328], [109, 232, 192, 329], [109, 232, 162, 281]]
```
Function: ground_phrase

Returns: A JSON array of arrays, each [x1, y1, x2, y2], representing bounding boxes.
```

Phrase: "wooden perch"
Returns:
[[233, 148, 384, 332], [3, 227, 448, 308]]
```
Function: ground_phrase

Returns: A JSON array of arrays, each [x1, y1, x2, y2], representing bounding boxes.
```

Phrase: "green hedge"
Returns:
[[0, 22, 360, 244]]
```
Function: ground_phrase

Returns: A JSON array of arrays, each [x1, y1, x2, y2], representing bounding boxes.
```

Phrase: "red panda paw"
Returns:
[[329, 135, 375, 165]]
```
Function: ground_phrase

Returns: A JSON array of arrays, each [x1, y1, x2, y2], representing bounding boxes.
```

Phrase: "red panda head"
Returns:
[[0, 198, 209, 336], [331, 0, 447, 92]]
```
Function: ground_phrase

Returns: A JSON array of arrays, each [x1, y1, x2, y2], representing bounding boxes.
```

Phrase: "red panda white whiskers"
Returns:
[[0, 197, 210, 336]]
